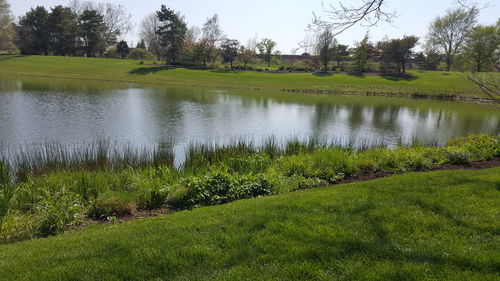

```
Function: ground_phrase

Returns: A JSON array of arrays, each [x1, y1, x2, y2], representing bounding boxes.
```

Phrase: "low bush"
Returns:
[[87, 193, 135, 220], [35, 192, 84, 237], [136, 182, 170, 210]]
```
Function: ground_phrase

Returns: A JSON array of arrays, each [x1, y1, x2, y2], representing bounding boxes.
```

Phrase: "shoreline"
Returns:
[[1, 71, 496, 104]]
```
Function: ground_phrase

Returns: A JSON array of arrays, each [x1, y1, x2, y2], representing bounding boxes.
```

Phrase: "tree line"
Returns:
[[0, 0, 498, 74]]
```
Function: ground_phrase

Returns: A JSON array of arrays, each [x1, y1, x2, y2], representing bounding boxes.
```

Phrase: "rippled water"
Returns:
[[1, 75, 499, 158]]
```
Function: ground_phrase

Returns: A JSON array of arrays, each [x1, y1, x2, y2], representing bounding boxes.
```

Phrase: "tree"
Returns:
[[199, 14, 223, 67], [220, 38, 240, 69], [332, 44, 349, 69], [464, 25, 499, 72], [257, 38, 277, 67], [239, 46, 257, 69], [378, 36, 419, 75], [16, 6, 50, 55], [156, 5, 187, 65], [69, 0, 132, 49], [47, 6, 78, 56], [315, 29, 336, 72], [427, 7, 478, 71], [78, 9, 106, 57], [0, 0, 15, 53], [140, 13, 163, 61], [136, 39, 146, 49], [116, 40, 129, 59], [351, 34, 370, 74]]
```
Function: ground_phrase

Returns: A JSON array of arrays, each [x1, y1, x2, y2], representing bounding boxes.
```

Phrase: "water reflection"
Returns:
[[0, 75, 499, 156]]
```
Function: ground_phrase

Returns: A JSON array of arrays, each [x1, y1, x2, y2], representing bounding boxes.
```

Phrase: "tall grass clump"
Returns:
[[0, 158, 15, 225], [4, 139, 174, 180]]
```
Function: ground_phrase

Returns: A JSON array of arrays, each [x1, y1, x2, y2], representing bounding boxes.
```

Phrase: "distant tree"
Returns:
[[414, 51, 442, 71], [199, 14, 223, 67], [156, 5, 187, 65], [427, 7, 478, 71], [69, 0, 132, 50], [378, 35, 419, 75], [315, 29, 336, 72], [239, 46, 257, 69], [16, 6, 50, 55], [220, 38, 240, 69], [332, 44, 349, 69], [128, 48, 154, 60], [116, 40, 129, 59], [0, 0, 16, 53], [351, 34, 370, 74], [78, 9, 106, 57], [139, 13, 163, 61], [257, 38, 278, 67], [136, 39, 146, 49], [47, 6, 79, 56], [464, 25, 499, 72]]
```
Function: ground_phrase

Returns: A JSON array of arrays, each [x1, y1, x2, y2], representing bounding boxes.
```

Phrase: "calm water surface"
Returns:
[[1, 75, 499, 158]]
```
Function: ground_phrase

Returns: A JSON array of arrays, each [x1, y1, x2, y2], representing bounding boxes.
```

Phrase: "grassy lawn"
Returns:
[[0, 167, 498, 281], [0, 55, 490, 98]]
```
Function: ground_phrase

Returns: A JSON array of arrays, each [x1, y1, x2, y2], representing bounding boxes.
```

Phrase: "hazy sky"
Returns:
[[9, 0, 499, 53]]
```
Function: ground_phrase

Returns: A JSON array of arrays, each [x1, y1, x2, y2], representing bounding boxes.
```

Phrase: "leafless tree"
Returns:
[[139, 13, 163, 61]]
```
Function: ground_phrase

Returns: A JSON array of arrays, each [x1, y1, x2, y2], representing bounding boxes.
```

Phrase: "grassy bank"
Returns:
[[0, 135, 498, 243], [1, 167, 499, 280], [0, 55, 493, 98]]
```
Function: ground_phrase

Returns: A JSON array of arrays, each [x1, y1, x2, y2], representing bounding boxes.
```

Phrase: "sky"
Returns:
[[8, 0, 500, 53]]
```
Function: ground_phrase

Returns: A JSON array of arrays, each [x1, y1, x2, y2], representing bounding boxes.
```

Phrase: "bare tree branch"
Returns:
[[310, 0, 396, 36], [466, 72, 500, 109]]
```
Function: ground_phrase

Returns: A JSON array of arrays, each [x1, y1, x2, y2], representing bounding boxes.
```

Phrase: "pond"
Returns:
[[0, 75, 499, 163]]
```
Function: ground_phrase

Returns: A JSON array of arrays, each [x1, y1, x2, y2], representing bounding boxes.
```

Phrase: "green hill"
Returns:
[[0, 55, 490, 99], [1, 167, 498, 281]]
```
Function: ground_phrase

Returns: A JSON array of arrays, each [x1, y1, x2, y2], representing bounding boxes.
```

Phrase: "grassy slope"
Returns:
[[0, 55, 486, 97], [0, 167, 499, 281]]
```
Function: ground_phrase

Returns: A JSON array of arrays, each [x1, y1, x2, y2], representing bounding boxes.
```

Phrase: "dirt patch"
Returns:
[[338, 157, 500, 185]]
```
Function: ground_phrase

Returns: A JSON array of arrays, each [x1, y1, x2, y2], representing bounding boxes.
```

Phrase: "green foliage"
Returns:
[[174, 172, 272, 209], [351, 34, 370, 74], [156, 5, 187, 64], [128, 48, 154, 60], [87, 193, 134, 220], [0, 134, 499, 243], [35, 191, 84, 237]]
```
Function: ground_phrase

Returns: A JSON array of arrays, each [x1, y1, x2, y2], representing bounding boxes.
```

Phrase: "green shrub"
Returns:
[[173, 172, 272, 209], [137, 186, 170, 210], [35, 192, 84, 237], [88, 193, 134, 220], [444, 147, 471, 165], [0, 211, 37, 244], [128, 48, 154, 60], [447, 135, 499, 161]]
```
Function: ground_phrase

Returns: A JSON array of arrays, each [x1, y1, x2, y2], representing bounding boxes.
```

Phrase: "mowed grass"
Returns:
[[0, 167, 499, 281], [0, 55, 488, 98]]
